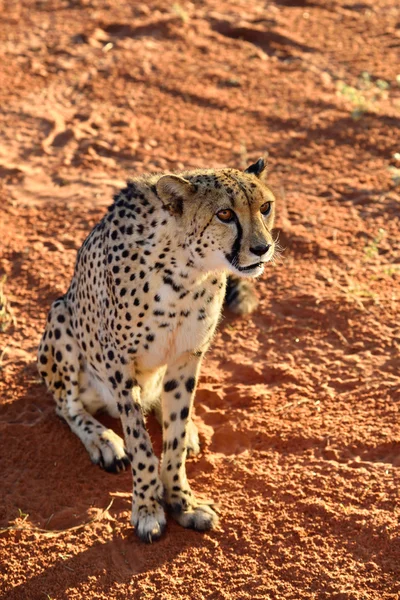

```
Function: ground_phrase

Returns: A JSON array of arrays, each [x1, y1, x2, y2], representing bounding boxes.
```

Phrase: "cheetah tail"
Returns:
[[224, 276, 259, 315]]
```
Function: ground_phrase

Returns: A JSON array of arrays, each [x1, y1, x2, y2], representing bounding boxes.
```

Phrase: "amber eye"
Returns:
[[217, 209, 235, 223], [260, 201, 272, 216]]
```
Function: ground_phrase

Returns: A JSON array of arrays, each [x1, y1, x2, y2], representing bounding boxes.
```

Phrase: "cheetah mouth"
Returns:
[[236, 261, 264, 272]]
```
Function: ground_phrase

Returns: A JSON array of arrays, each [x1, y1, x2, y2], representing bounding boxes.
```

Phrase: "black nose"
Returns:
[[250, 243, 270, 257]]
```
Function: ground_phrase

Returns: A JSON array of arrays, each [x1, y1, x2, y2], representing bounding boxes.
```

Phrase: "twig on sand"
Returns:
[[331, 327, 348, 345], [0, 499, 114, 537], [276, 398, 311, 414]]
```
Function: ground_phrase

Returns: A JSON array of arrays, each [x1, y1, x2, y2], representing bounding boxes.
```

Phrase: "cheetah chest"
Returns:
[[136, 281, 225, 369]]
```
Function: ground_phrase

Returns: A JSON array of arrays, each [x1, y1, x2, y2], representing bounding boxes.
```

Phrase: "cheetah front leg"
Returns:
[[160, 354, 219, 531], [153, 397, 201, 457], [112, 373, 166, 542]]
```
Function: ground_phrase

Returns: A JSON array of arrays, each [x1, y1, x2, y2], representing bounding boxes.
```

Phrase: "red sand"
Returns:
[[0, 1, 399, 598]]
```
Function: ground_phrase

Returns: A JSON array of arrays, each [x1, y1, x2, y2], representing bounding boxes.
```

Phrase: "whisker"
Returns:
[[273, 231, 281, 244]]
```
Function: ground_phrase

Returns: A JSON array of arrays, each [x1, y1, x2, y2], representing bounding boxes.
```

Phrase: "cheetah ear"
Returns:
[[156, 175, 195, 216], [245, 157, 268, 181]]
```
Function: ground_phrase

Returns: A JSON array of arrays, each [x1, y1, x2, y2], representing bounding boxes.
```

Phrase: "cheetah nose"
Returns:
[[249, 243, 271, 257]]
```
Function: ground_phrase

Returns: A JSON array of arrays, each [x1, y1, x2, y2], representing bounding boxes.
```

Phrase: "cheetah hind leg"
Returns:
[[73, 368, 131, 473], [38, 299, 130, 474], [152, 398, 200, 457]]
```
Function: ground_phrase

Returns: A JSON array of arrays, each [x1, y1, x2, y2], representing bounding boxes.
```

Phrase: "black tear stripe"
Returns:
[[223, 172, 254, 266], [225, 217, 243, 266]]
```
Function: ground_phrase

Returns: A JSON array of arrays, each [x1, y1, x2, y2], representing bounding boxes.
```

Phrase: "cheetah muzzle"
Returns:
[[38, 158, 276, 542]]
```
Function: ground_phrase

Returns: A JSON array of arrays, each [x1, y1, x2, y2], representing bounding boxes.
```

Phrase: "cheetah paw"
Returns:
[[88, 429, 130, 474], [169, 498, 219, 531], [131, 504, 167, 543]]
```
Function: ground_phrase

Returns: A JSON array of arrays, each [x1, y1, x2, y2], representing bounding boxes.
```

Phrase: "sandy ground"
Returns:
[[0, 1, 400, 598]]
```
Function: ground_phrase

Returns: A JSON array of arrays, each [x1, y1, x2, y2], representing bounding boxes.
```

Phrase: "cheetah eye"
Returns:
[[216, 209, 235, 223], [260, 202, 272, 216]]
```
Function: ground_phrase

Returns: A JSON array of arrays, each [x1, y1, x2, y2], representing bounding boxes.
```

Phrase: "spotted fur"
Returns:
[[38, 159, 276, 542]]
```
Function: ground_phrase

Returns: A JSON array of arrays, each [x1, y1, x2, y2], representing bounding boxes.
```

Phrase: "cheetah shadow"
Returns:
[[5, 527, 221, 599]]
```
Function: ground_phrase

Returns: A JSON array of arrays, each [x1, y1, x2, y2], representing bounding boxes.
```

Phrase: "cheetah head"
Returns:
[[156, 158, 276, 278]]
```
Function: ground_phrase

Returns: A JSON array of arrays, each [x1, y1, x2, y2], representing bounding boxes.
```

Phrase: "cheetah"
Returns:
[[38, 158, 276, 542]]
